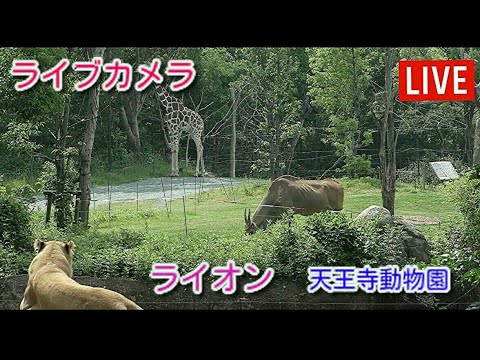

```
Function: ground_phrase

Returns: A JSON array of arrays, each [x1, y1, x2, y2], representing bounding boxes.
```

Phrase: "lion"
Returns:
[[20, 239, 142, 310]]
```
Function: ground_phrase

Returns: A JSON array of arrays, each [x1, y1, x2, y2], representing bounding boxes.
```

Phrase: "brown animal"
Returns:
[[20, 239, 142, 310], [244, 175, 344, 235]]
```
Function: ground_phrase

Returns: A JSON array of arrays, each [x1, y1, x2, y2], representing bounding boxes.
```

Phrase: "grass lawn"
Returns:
[[23, 176, 464, 279], [84, 177, 461, 242]]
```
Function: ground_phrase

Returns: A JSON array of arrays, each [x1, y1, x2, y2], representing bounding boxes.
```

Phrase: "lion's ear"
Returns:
[[65, 240, 76, 255], [34, 239, 45, 253]]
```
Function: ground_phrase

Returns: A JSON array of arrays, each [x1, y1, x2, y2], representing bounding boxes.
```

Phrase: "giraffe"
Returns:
[[155, 84, 205, 177]]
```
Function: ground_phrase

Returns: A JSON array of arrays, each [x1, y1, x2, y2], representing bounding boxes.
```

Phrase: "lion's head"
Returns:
[[31, 239, 76, 278]]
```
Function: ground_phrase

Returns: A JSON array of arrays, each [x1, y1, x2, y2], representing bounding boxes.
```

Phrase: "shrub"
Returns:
[[265, 211, 406, 280], [0, 247, 33, 277], [341, 154, 373, 177], [0, 193, 32, 251], [436, 173, 480, 287]]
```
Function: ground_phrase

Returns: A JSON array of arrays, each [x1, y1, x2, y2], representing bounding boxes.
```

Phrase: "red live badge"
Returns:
[[398, 59, 475, 102]]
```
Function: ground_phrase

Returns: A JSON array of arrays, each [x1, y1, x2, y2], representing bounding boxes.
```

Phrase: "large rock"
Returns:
[[355, 205, 431, 263], [391, 218, 431, 263], [355, 205, 392, 225]]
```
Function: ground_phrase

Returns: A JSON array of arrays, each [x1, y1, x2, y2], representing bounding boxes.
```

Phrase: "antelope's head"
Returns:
[[244, 208, 257, 235]]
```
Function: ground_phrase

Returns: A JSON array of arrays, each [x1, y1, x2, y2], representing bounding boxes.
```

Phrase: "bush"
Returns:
[[264, 211, 406, 280], [0, 193, 32, 251], [341, 154, 373, 177], [431, 225, 480, 285], [436, 174, 480, 287], [0, 246, 33, 277]]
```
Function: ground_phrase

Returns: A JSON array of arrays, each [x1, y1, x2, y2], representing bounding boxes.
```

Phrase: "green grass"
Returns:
[[29, 176, 462, 242], [88, 178, 270, 238], [83, 177, 460, 240], [25, 177, 462, 279], [340, 177, 461, 240]]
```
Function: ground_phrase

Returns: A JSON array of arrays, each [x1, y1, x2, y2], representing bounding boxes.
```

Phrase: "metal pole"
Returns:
[[170, 176, 173, 213], [108, 178, 111, 222], [219, 177, 230, 201], [182, 195, 188, 239], [136, 181, 139, 212], [198, 176, 204, 204], [230, 177, 236, 202], [160, 177, 169, 217], [194, 176, 197, 213], [182, 177, 186, 204]]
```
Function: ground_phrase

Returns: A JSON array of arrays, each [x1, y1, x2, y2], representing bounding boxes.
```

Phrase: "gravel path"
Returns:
[[32, 176, 247, 210]]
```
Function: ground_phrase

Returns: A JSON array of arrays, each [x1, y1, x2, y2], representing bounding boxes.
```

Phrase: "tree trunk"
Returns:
[[79, 47, 105, 229], [119, 92, 143, 155], [351, 47, 361, 156], [474, 117, 480, 166], [382, 48, 397, 215], [287, 95, 311, 174], [473, 84, 480, 166], [119, 104, 140, 154], [54, 95, 71, 229], [107, 98, 113, 171], [464, 102, 475, 166], [230, 87, 238, 178]]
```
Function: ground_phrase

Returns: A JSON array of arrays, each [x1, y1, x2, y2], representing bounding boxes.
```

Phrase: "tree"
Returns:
[[78, 47, 106, 229], [113, 48, 155, 155], [229, 86, 238, 178], [308, 47, 382, 176], [236, 48, 307, 180], [374, 48, 397, 215], [474, 83, 480, 166]]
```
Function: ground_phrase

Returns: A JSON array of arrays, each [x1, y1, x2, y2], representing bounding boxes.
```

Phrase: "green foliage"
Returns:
[[430, 226, 480, 285], [36, 161, 78, 192], [341, 154, 372, 177], [308, 48, 382, 165], [0, 192, 32, 251], [0, 246, 33, 277], [258, 211, 406, 280], [9, 183, 36, 204], [447, 175, 480, 239], [434, 175, 480, 285]]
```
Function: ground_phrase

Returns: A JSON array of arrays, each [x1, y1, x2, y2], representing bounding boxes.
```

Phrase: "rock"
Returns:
[[392, 218, 431, 263], [355, 205, 431, 263], [355, 205, 392, 225]]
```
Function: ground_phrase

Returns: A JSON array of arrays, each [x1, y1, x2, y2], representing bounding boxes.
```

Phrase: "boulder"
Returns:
[[355, 205, 431, 263], [355, 205, 392, 225], [391, 218, 431, 263]]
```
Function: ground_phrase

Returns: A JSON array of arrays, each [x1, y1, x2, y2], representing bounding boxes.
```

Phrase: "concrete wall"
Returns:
[[1, 275, 437, 310]]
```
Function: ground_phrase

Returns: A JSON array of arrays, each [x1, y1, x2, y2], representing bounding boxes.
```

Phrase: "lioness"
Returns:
[[20, 239, 142, 310]]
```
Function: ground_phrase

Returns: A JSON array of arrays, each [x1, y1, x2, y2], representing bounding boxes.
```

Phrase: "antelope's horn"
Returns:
[[244, 208, 247, 223], [248, 209, 251, 223]]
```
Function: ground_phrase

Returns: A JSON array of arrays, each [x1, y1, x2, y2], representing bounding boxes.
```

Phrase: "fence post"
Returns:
[[182, 195, 188, 239], [170, 176, 173, 213], [160, 177, 169, 217], [194, 176, 197, 213]]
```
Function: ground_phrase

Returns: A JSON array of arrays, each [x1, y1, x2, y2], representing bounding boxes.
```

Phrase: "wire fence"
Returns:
[[26, 171, 447, 240], [1, 145, 461, 237]]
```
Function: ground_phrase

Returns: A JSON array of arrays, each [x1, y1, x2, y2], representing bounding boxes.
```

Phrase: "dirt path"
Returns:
[[33, 176, 247, 210]]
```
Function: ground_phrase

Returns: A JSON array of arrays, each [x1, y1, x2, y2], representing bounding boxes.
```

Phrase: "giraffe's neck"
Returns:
[[156, 85, 180, 109]]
